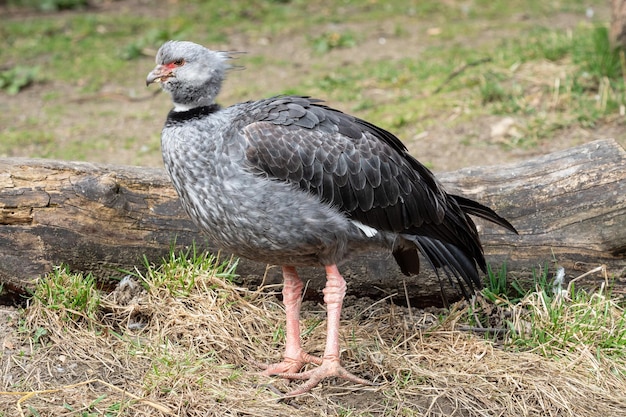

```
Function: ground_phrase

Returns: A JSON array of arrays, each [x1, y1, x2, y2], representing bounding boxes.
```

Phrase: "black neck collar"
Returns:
[[165, 104, 221, 126]]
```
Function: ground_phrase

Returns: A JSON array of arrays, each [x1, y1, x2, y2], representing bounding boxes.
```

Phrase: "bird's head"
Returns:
[[147, 40, 232, 112]]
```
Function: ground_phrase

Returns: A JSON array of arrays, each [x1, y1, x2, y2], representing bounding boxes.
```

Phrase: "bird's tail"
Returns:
[[392, 195, 517, 300], [451, 194, 518, 235]]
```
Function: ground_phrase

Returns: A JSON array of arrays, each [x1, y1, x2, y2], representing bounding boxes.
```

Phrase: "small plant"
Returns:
[[468, 263, 554, 333], [301, 318, 323, 338], [574, 26, 623, 80], [0, 65, 40, 95], [272, 323, 285, 344], [26, 405, 40, 417], [31, 265, 101, 322], [482, 262, 546, 304], [311, 31, 357, 54], [139, 245, 238, 297], [479, 72, 509, 104], [483, 263, 509, 300], [31, 326, 48, 346]]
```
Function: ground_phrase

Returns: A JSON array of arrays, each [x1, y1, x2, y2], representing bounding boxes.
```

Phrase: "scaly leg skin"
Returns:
[[258, 266, 322, 375], [275, 265, 374, 396]]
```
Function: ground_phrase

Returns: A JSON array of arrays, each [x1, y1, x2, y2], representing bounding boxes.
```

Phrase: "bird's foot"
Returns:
[[272, 357, 374, 396], [255, 350, 322, 375]]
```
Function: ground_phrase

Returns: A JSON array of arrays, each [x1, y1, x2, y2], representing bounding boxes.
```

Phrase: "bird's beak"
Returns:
[[146, 65, 172, 86]]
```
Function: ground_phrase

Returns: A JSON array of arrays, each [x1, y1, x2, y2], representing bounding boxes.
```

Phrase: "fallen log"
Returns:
[[1, 139, 625, 306]]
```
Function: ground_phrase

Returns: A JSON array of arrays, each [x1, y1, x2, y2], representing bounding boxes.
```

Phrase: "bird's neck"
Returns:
[[169, 79, 222, 112], [173, 102, 197, 112], [173, 97, 215, 112], [165, 104, 222, 126]]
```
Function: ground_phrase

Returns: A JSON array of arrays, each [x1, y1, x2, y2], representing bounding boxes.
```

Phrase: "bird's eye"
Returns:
[[173, 59, 185, 66]]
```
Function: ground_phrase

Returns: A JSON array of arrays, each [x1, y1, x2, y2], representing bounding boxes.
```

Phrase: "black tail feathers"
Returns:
[[451, 194, 518, 235], [392, 194, 517, 300]]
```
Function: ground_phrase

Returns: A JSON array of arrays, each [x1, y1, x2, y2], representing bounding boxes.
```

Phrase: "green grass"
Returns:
[[138, 246, 239, 298], [463, 24, 626, 146], [476, 262, 626, 377], [0, 119, 63, 158], [509, 279, 626, 363], [0, 1, 609, 91], [306, 19, 623, 149], [481, 262, 553, 305], [0, 65, 40, 95], [19, 265, 102, 349], [31, 264, 101, 323], [310, 31, 358, 54], [0, 0, 618, 162]]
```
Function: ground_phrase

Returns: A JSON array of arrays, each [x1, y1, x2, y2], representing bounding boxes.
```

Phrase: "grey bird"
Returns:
[[147, 40, 517, 396]]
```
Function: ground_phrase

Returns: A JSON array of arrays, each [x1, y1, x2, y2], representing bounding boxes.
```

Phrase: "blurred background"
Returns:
[[0, 0, 622, 171]]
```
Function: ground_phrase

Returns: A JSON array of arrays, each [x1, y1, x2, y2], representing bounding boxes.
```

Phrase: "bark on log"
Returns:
[[1, 139, 625, 306]]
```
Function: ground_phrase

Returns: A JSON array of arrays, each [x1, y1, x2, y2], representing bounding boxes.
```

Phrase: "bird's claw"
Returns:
[[253, 351, 323, 376], [266, 359, 375, 397]]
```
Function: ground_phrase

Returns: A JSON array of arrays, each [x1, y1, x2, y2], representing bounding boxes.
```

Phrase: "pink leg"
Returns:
[[258, 266, 321, 375], [274, 265, 373, 396]]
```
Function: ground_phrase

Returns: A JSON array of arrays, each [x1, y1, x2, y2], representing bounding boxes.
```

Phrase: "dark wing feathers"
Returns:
[[242, 96, 446, 232], [240, 96, 515, 295]]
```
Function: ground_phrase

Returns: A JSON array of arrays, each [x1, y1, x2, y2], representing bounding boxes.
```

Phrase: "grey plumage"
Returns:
[[148, 40, 517, 300]]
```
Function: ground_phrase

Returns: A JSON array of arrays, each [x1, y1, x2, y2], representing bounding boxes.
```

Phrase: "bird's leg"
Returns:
[[275, 265, 374, 396], [258, 266, 322, 375]]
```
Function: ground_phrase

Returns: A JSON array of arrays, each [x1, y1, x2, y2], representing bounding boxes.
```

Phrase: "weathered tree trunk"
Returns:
[[1, 139, 625, 306], [611, 0, 626, 49]]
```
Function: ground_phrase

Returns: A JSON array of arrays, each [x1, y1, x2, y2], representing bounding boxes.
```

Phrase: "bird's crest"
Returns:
[[221, 50, 247, 72]]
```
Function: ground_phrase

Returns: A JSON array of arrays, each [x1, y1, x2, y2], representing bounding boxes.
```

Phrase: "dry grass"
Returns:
[[1, 255, 625, 416]]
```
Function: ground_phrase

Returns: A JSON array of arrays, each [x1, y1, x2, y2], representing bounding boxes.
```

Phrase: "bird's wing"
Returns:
[[240, 96, 448, 232]]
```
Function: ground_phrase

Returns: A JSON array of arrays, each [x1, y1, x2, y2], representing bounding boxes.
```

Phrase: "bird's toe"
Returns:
[[254, 351, 323, 376], [275, 358, 375, 396]]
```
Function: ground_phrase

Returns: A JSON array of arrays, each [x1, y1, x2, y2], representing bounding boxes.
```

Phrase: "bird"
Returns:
[[146, 40, 518, 396]]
